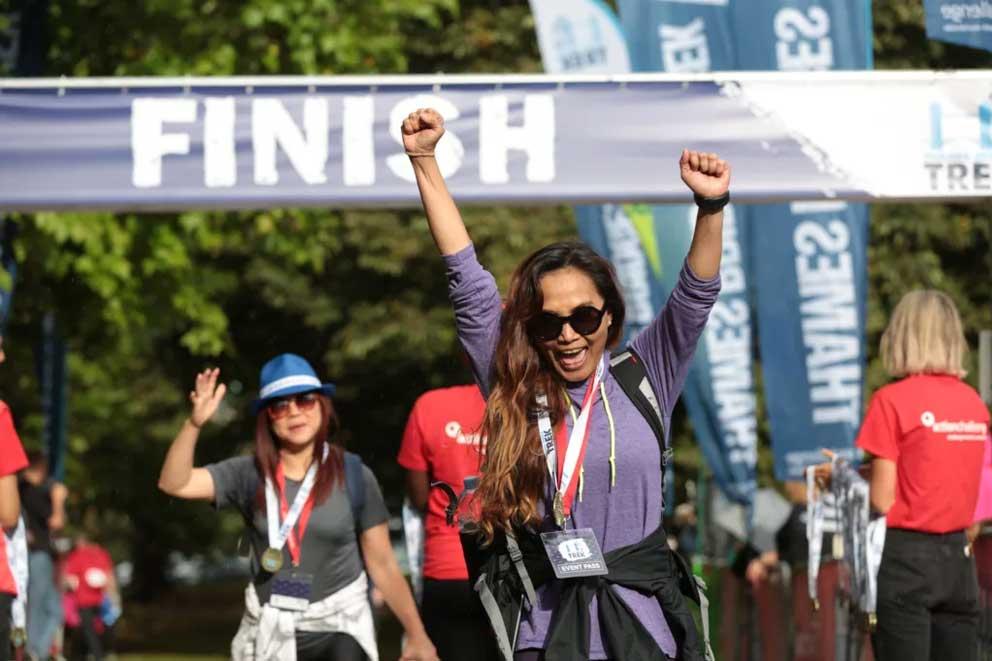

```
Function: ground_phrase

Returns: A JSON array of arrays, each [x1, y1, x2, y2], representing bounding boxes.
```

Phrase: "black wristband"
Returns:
[[694, 191, 730, 213]]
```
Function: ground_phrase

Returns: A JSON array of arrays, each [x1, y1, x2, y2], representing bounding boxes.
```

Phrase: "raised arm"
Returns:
[[403, 108, 471, 256], [682, 149, 730, 280], [405, 108, 501, 394], [631, 150, 730, 416], [157, 368, 227, 501]]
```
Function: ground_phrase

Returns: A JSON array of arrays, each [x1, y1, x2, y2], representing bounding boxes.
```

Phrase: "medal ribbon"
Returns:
[[536, 357, 604, 523], [264, 444, 326, 565], [276, 463, 317, 565]]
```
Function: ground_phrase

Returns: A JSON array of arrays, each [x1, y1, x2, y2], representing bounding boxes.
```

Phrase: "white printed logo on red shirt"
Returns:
[[920, 410, 988, 441], [84, 568, 108, 589], [444, 421, 485, 448]]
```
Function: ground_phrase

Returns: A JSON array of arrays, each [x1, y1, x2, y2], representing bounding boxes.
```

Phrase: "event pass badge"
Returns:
[[540, 528, 609, 579], [269, 571, 314, 611]]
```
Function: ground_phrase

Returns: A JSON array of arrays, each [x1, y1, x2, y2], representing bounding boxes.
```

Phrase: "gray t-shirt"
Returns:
[[206, 453, 390, 604]]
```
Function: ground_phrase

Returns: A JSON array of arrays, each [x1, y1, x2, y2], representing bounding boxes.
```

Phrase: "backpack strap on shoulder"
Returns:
[[343, 451, 366, 527], [609, 348, 672, 468]]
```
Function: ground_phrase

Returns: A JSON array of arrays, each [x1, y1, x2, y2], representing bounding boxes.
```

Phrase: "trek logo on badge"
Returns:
[[558, 538, 593, 562], [541, 528, 609, 579]]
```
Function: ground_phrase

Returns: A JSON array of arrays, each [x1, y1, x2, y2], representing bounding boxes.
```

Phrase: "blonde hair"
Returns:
[[880, 290, 967, 378]]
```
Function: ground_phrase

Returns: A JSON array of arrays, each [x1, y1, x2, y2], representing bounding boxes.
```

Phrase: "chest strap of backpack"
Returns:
[[343, 451, 366, 527], [609, 348, 672, 471]]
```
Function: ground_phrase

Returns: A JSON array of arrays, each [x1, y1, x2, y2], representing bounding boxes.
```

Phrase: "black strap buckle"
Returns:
[[431, 476, 480, 526]]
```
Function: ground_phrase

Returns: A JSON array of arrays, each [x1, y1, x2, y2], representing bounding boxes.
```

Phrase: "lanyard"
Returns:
[[537, 357, 605, 528], [806, 465, 825, 610], [264, 445, 324, 566], [563, 381, 617, 502]]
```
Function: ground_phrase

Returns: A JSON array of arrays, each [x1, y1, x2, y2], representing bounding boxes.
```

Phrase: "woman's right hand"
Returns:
[[189, 368, 227, 428], [402, 108, 445, 157], [809, 448, 837, 489]]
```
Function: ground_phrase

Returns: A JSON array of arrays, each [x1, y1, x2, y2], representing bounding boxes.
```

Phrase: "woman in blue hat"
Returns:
[[158, 353, 437, 661]]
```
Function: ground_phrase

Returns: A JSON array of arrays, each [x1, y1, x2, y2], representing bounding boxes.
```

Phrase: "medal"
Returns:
[[10, 627, 26, 648], [261, 547, 284, 573], [537, 358, 605, 530], [553, 491, 566, 528], [264, 449, 326, 574]]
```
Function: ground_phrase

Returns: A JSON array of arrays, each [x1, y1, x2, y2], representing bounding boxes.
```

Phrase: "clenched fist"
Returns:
[[680, 149, 731, 199], [402, 108, 445, 158]]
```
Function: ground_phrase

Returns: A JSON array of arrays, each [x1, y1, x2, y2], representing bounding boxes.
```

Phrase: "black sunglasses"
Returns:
[[527, 305, 608, 342]]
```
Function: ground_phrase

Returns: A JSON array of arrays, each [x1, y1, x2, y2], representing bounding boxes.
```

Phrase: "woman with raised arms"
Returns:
[[403, 108, 730, 661]]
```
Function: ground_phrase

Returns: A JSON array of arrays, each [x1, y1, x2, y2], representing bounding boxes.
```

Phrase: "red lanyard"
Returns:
[[554, 376, 597, 517], [275, 463, 317, 566]]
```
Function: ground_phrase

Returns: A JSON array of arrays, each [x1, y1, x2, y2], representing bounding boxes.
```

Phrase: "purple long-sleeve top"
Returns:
[[445, 243, 720, 659]]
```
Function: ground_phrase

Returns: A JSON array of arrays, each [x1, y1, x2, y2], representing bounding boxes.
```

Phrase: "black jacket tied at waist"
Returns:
[[462, 525, 713, 661]]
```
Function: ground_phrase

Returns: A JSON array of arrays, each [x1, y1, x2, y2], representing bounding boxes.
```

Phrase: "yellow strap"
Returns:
[[562, 385, 617, 500], [600, 382, 616, 489]]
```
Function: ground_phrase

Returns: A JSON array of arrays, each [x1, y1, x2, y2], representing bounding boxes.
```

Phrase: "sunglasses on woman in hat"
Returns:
[[158, 353, 438, 661]]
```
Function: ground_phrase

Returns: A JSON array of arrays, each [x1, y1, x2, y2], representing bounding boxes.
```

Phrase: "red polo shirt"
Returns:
[[0, 401, 28, 595], [397, 385, 486, 581], [64, 543, 114, 608], [857, 374, 990, 533]]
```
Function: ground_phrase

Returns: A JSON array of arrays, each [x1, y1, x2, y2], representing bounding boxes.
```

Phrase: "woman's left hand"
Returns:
[[679, 149, 731, 198], [399, 633, 438, 661]]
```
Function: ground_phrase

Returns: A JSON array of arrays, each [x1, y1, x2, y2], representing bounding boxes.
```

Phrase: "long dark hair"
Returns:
[[474, 241, 625, 542], [253, 394, 344, 508]]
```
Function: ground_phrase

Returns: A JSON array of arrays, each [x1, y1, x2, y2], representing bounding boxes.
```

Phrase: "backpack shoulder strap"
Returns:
[[343, 451, 366, 526], [609, 348, 671, 468]]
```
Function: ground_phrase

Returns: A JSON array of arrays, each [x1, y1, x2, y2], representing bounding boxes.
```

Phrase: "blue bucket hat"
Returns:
[[252, 353, 336, 415]]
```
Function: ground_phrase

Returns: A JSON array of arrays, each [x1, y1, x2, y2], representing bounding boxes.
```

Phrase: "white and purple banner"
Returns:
[[0, 73, 990, 211]]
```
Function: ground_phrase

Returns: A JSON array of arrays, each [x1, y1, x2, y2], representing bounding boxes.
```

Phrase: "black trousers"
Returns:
[[873, 527, 979, 661], [296, 631, 368, 660], [422, 578, 499, 661], [0, 592, 11, 661], [70, 606, 104, 661]]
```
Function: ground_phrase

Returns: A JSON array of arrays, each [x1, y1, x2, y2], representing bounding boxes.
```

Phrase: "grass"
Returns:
[[120, 656, 226, 661], [113, 581, 403, 658]]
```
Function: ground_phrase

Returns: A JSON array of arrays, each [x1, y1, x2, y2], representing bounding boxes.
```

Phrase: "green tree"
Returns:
[[2, 0, 572, 598]]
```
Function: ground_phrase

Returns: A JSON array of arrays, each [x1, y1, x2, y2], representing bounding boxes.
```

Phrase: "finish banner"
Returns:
[[0, 73, 990, 211]]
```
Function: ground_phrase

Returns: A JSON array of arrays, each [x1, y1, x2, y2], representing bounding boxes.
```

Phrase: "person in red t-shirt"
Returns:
[[0, 336, 29, 661], [63, 535, 116, 661], [397, 384, 496, 660], [856, 290, 989, 661]]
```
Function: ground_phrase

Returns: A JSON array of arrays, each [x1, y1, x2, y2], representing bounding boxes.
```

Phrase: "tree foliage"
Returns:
[[0, 0, 988, 595]]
